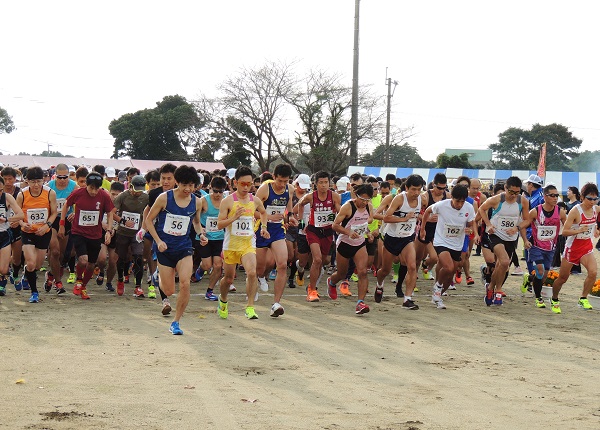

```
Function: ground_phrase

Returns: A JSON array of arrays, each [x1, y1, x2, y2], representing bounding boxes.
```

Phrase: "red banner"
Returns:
[[537, 143, 547, 178]]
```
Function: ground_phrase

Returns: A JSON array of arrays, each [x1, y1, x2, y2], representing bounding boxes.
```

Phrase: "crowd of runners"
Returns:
[[1, 160, 598, 335]]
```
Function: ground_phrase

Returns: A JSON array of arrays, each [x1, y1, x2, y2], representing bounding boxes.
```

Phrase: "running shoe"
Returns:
[[535, 297, 546, 308], [55, 281, 66, 295], [350, 273, 359, 282], [124, 275, 130, 284], [306, 288, 320, 302], [551, 298, 561, 314], [117, 281, 125, 296], [169, 321, 183, 335], [395, 287, 404, 298], [287, 278, 295, 289], [512, 266, 524, 276], [205, 289, 218, 301], [269, 269, 277, 280], [414, 286, 419, 292], [454, 270, 462, 284], [295, 271, 304, 287], [466, 276, 474, 286], [258, 277, 269, 292], [431, 286, 442, 304], [493, 292, 503, 306], [73, 281, 83, 296], [229, 284, 236, 292], [374, 284, 384, 303], [480, 264, 487, 286], [339, 281, 352, 297], [217, 295, 228, 319], [93, 266, 100, 276], [422, 269, 433, 280], [355, 301, 370, 315], [44, 272, 54, 292], [147, 285, 157, 298], [270, 302, 285, 317], [29, 292, 39, 303], [194, 268, 205, 282], [436, 297, 446, 309], [245, 306, 258, 319], [0, 286, 5, 296], [162, 298, 172, 315], [485, 287, 494, 306], [9, 269, 15, 285], [133, 287, 145, 298], [521, 273, 530, 294], [105, 282, 115, 292], [391, 275, 398, 284], [151, 269, 160, 290], [402, 299, 419, 310], [96, 272, 104, 285], [327, 265, 334, 275], [327, 277, 337, 300], [497, 290, 507, 297], [448, 283, 456, 290], [20, 275, 30, 290], [578, 298, 593, 310], [80, 288, 90, 300], [67, 272, 76, 284]]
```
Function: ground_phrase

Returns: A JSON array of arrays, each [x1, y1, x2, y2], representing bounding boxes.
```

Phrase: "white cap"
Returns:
[[336, 178, 349, 191], [198, 173, 204, 185], [68, 165, 76, 173], [105, 167, 116, 178], [226, 168, 236, 179], [524, 174, 543, 186], [0, 162, 4, 168], [294, 174, 311, 190]]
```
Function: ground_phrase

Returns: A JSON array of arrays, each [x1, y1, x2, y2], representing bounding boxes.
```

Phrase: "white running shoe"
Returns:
[[258, 277, 269, 292], [436, 298, 446, 309], [270, 302, 285, 317], [431, 287, 442, 304], [229, 284, 236, 292]]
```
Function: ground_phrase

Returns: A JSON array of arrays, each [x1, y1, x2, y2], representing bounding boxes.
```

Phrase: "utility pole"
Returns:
[[350, 0, 360, 165], [384, 72, 398, 167]]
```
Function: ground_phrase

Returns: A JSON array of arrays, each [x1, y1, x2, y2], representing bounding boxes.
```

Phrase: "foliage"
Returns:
[[38, 150, 74, 158], [0, 107, 15, 134], [361, 141, 434, 168], [490, 123, 581, 171], [109, 95, 200, 160], [568, 150, 600, 172], [436, 152, 473, 168]]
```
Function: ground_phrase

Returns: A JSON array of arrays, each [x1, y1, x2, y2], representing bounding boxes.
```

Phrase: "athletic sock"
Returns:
[[25, 269, 37, 293]]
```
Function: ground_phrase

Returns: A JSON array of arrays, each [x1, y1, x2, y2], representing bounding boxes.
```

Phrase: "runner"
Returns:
[[97, 181, 124, 292], [16, 167, 58, 303], [547, 182, 599, 313], [285, 174, 310, 289], [145, 165, 208, 334], [375, 174, 424, 309], [59, 172, 115, 300], [216, 165, 270, 320], [421, 184, 477, 309], [327, 184, 374, 314], [197, 175, 227, 301], [0, 176, 24, 296], [296, 171, 341, 302], [521, 184, 566, 308], [478, 176, 530, 306], [1, 167, 24, 288], [254, 163, 297, 316]]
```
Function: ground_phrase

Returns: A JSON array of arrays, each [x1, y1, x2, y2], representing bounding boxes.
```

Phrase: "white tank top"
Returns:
[[385, 191, 421, 238]]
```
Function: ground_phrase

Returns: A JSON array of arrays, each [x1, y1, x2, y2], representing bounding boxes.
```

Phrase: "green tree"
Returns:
[[109, 95, 200, 160], [490, 123, 581, 170], [436, 153, 473, 168], [570, 150, 600, 172], [0, 107, 15, 134], [38, 150, 74, 157], [361, 142, 434, 168]]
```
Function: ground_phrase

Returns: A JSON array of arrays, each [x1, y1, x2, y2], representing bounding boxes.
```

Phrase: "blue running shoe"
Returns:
[[269, 269, 277, 280], [20, 274, 30, 291], [194, 268, 205, 282], [151, 269, 160, 290], [29, 292, 39, 303], [205, 289, 218, 301], [484, 286, 494, 306], [105, 282, 115, 292], [493, 292, 503, 306], [169, 321, 183, 335]]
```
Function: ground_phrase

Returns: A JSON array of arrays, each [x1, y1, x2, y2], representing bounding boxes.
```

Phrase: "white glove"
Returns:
[[135, 228, 146, 243]]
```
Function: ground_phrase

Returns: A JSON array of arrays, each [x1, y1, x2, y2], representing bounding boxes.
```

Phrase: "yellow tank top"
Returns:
[[21, 186, 51, 232], [223, 193, 256, 252]]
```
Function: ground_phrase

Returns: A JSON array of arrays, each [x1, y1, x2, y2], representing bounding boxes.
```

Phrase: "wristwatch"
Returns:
[[46, 221, 52, 228]]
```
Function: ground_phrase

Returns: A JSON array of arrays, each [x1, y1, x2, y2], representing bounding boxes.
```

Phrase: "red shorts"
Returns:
[[563, 241, 593, 265], [306, 229, 333, 257]]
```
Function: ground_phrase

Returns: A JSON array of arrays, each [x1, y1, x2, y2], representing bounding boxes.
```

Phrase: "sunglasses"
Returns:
[[357, 195, 371, 201], [56, 175, 69, 180], [506, 189, 521, 195], [545, 193, 560, 198], [584, 196, 599, 201], [87, 175, 103, 182], [237, 181, 252, 187], [435, 186, 446, 190], [211, 189, 224, 194]]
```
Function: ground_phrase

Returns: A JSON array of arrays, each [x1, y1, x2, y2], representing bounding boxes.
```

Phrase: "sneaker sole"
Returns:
[[162, 305, 172, 316], [355, 308, 370, 315], [270, 307, 285, 318]]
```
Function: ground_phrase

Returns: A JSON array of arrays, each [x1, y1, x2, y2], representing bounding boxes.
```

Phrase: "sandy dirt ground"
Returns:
[[2, 252, 600, 430]]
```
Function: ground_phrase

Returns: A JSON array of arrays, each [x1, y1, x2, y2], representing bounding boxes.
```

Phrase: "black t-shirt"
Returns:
[[147, 187, 164, 208]]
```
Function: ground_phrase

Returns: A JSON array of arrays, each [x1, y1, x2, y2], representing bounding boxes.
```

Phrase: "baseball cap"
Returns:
[[68, 165, 76, 173], [294, 174, 311, 190], [118, 170, 127, 182], [130, 175, 147, 191], [336, 178, 349, 191], [226, 168, 236, 179], [105, 167, 116, 178], [524, 174, 543, 186]]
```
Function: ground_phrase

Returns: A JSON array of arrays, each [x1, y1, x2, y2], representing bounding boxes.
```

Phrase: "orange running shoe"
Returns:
[[80, 288, 90, 300], [339, 280, 352, 297], [306, 288, 320, 302], [73, 281, 83, 296], [454, 270, 462, 284]]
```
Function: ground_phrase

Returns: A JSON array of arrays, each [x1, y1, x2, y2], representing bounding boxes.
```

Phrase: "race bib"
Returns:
[[576, 224, 594, 240], [266, 205, 286, 223], [163, 213, 190, 236], [121, 211, 141, 230], [314, 210, 333, 228], [444, 223, 463, 239], [496, 216, 518, 230], [393, 218, 417, 237], [0, 208, 6, 219], [27, 208, 48, 225], [232, 216, 253, 237], [79, 210, 99, 226], [205, 216, 220, 233], [57, 198, 67, 212], [351, 222, 369, 237], [536, 225, 557, 241]]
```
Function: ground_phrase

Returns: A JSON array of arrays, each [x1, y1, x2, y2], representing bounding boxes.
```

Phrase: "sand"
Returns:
[[1, 253, 600, 430]]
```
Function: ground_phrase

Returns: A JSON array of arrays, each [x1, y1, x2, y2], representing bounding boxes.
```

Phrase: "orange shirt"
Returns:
[[21, 186, 51, 232]]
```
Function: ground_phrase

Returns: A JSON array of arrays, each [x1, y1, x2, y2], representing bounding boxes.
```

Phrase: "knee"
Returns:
[[356, 267, 367, 277], [587, 269, 597, 280], [245, 268, 257, 278], [496, 258, 510, 270], [276, 260, 287, 271], [313, 256, 323, 267]]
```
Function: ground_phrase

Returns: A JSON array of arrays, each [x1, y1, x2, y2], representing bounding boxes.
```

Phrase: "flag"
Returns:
[[537, 143, 546, 178]]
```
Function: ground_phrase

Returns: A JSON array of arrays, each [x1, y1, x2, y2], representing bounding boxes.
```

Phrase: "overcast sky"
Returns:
[[1, 0, 599, 164]]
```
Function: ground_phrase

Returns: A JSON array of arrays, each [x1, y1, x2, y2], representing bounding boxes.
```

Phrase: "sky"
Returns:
[[1, 0, 599, 165]]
